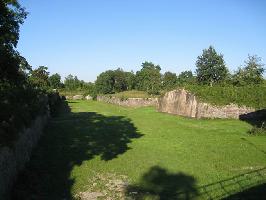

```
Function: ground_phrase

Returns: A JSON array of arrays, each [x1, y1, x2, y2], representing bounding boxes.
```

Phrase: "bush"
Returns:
[[249, 123, 266, 135], [184, 85, 266, 109], [0, 83, 62, 147], [0, 83, 47, 146], [48, 92, 62, 116]]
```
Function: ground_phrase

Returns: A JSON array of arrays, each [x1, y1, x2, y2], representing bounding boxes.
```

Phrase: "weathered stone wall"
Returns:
[[0, 114, 49, 198], [97, 96, 158, 107], [65, 95, 92, 100], [0, 93, 61, 198], [158, 89, 255, 119]]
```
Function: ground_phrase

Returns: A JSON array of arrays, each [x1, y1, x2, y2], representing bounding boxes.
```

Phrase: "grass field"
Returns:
[[12, 101, 266, 199]]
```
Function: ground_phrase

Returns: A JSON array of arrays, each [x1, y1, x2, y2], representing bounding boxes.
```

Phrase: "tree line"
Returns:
[[41, 45, 264, 95], [1, 0, 265, 142]]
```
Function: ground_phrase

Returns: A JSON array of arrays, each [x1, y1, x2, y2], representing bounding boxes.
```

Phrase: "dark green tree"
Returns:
[[135, 61, 162, 94], [125, 71, 136, 90], [48, 73, 61, 89], [0, 0, 29, 84], [162, 71, 177, 89], [95, 68, 132, 94], [0, 0, 53, 143], [177, 70, 195, 85], [113, 68, 127, 92], [196, 46, 228, 86], [95, 70, 115, 94], [29, 66, 50, 89], [64, 74, 82, 90]]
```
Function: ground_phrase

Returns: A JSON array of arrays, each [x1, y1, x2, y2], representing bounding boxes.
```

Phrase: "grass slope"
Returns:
[[105, 90, 159, 99], [12, 101, 266, 199]]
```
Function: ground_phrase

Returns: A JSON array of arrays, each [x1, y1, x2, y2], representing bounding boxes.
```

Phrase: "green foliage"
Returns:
[[232, 55, 265, 86], [0, 1, 62, 147], [0, 0, 28, 85], [48, 73, 61, 89], [64, 74, 79, 90], [196, 46, 228, 86], [0, 82, 47, 146], [29, 66, 50, 89], [177, 70, 196, 85], [95, 70, 115, 94], [249, 123, 266, 135], [47, 92, 62, 117], [162, 71, 177, 90], [125, 71, 136, 90], [112, 68, 127, 92], [135, 61, 162, 94], [95, 68, 134, 94], [184, 85, 266, 109]]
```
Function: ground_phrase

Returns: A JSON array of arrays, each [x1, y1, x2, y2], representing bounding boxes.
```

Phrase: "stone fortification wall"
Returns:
[[157, 89, 255, 119], [0, 93, 61, 198], [97, 96, 158, 107]]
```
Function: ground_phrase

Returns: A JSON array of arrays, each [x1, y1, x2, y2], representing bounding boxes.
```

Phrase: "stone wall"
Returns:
[[157, 89, 255, 119], [97, 96, 158, 107], [0, 93, 61, 198], [65, 95, 92, 100], [0, 114, 49, 198]]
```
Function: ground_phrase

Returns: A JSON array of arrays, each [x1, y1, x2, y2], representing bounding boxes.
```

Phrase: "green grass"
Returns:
[[12, 100, 266, 199], [106, 90, 159, 99]]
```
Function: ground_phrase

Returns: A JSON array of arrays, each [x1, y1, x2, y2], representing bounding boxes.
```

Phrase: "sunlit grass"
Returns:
[[13, 100, 266, 199]]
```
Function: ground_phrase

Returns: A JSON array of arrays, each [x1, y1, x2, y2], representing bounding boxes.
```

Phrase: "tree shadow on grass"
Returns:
[[11, 101, 142, 200], [197, 167, 266, 200], [222, 183, 266, 200], [126, 166, 198, 200], [126, 166, 266, 200]]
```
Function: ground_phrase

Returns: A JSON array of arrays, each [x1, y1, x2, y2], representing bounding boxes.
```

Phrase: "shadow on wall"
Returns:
[[12, 101, 142, 199], [126, 166, 198, 200], [239, 109, 266, 128]]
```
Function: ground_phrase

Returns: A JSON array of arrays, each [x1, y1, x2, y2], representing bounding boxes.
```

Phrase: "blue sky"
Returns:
[[18, 0, 266, 82]]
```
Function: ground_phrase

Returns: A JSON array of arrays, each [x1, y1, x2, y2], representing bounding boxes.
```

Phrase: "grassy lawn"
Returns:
[[12, 100, 266, 199]]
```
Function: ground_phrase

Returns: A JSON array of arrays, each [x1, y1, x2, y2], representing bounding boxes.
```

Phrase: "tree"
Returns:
[[177, 70, 195, 85], [95, 70, 115, 94], [112, 68, 127, 92], [49, 73, 61, 89], [196, 46, 228, 86], [95, 68, 132, 94], [162, 72, 177, 89], [125, 71, 136, 90], [29, 66, 50, 89], [235, 55, 264, 86], [135, 61, 162, 94], [0, 0, 28, 84], [64, 74, 81, 90]]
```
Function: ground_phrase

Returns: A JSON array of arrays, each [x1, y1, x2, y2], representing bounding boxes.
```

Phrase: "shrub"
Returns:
[[184, 85, 266, 109], [249, 123, 266, 135]]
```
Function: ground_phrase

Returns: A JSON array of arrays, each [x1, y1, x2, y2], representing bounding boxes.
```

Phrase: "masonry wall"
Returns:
[[157, 89, 255, 119], [97, 96, 158, 107], [0, 114, 49, 198], [0, 93, 60, 199]]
